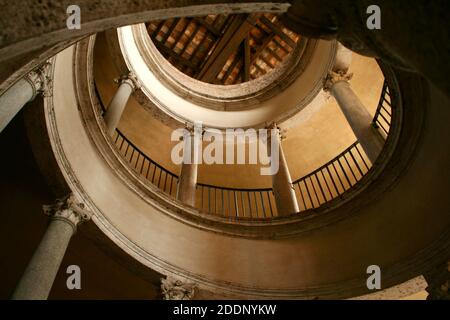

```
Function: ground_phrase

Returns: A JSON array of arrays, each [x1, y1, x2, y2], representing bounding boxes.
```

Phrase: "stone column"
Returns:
[[176, 126, 201, 207], [12, 195, 90, 300], [324, 70, 384, 163], [424, 260, 450, 300], [161, 277, 197, 300], [104, 73, 140, 135], [268, 126, 299, 216], [0, 63, 51, 133]]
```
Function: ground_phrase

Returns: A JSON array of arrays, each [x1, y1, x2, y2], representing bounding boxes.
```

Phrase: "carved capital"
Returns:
[[180, 122, 204, 141], [184, 122, 196, 135], [424, 260, 450, 300], [43, 194, 91, 232], [265, 123, 287, 141], [323, 70, 353, 92], [23, 61, 53, 99], [161, 277, 197, 300], [114, 72, 141, 91]]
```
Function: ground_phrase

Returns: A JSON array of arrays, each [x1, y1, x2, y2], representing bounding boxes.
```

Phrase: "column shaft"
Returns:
[[331, 80, 384, 163], [0, 73, 42, 132], [270, 130, 299, 216], [11, 219, 74, 300], [104, 80, 134, 135], [11, 195, 89, 300], [177, 132, 198, 206]]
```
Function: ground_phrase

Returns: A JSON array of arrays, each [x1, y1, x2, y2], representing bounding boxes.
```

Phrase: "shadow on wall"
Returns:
[[0, 102, 162, 300]]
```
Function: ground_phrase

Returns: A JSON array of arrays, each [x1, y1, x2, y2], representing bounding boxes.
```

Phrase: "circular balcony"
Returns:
[[71, 30, 402, 236], [100, 75, 395, 219]]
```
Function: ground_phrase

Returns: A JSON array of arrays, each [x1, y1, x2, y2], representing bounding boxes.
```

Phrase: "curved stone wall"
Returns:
[[44, 41, 450, 299]]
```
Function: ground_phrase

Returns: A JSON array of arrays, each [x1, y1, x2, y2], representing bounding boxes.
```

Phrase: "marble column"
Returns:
[[12, 195, 90, 300], [176, 127, 201, 207], [0, 63, 51, 133], [104, 73, 140, 135], [161, 277, 197, 300], [424, 260, 450, 300], [324, 70, 384, 163], [268, 126, 299, 216]]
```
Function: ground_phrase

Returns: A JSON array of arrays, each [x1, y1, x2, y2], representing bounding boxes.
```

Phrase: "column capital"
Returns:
[[161, 277, 197, 300], [184, 122, 196, 135], [323, 70, 353, 92], [180, 122, 205, 140], [43, 194, 91, 232], [265, 123, 287, 141], [23, 61, 53, 99], [114, 72, 141, 91]]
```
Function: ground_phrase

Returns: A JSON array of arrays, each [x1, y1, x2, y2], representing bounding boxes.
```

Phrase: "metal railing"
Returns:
[[196, 184, 274, 218], [101, 78, 393, 219], [372, 80, 392, 136], [196, 141, 371, 218], [113, 130, 179, 197], [292, 141, 369, 212], [190, 80, 393, 218]]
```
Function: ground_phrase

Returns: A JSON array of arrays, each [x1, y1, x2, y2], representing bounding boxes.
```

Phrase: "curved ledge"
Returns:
[[118, 25, 337, 129], [131, 23, 312, 110]]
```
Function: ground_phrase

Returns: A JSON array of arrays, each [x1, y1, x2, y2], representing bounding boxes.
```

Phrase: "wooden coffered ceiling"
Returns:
[[147, 13, 300, 85]]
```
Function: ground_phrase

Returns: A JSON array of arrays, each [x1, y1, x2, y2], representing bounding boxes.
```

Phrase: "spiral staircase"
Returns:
[[0, 1, 449, 300]]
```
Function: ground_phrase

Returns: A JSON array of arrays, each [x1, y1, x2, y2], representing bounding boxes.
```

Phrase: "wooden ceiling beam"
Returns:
[[189, 30, 210, 66], [153, 41, 197, 70], [260, 54, 275, 69], [169, 18, 188, 50], [193, 17, 221, 37], [250, 33, 275, 65], [197, 14, 254, 83], [272, 37, 291, 54], [149, 13, 299, 85], [259, 16, 296, 48], [161, 18, 180, 44], [221, 48, 243, 84], [151, 21, 165, 37], [180, 23, 201, 57], [244, 36, 251, 82], [253, 61, 266, 76], [266, 46, 283, 62]]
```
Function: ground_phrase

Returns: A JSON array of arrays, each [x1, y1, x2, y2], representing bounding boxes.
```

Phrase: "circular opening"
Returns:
[[146, 13, 300, 86], [118, 23, 335, 128]]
